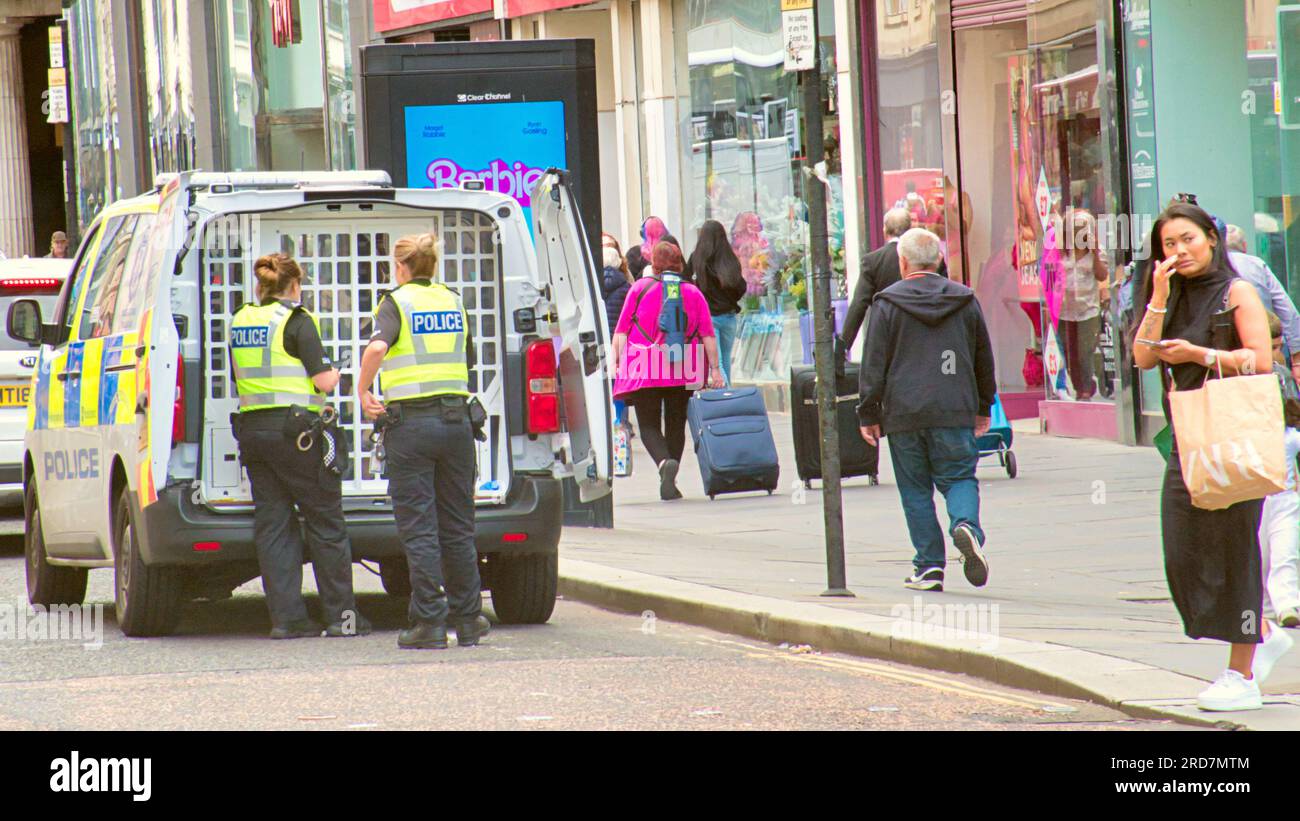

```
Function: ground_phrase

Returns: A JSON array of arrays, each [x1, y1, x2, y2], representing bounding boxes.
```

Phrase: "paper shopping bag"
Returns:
[[1169, 373, 1287, 510]]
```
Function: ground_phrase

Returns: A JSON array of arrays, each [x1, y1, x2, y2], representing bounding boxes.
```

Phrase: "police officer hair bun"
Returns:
[[395, 232, 442, 280], [253, 253, 303, 299]]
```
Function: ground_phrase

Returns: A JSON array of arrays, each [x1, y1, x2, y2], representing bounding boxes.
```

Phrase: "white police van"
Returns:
[[10, 170, 612, 636]]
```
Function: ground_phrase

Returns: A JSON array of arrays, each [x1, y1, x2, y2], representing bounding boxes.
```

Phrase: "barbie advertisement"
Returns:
[[404, 100, 568, 236]]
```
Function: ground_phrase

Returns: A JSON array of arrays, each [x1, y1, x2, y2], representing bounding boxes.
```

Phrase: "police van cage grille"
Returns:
[[200, 210, 504, 494]]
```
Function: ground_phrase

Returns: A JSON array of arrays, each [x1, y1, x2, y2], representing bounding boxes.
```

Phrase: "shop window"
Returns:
[[215, 0, 329, 172], [674, 0, 842, 382], [1244, 0, 1300, 305]]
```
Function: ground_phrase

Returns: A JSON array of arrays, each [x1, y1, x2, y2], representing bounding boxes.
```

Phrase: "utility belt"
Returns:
[[231, 404, 350, 478], [387, 395, 487, 435], [369, 395, 487, 478]]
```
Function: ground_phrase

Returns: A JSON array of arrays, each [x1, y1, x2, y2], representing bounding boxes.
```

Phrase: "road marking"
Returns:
[[695, 634, 1072, 712]]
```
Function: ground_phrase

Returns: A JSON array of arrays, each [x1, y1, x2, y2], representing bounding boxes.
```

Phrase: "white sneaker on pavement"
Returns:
[[1196, 669, 1262, 712], [1253, 622, 1294, 685]]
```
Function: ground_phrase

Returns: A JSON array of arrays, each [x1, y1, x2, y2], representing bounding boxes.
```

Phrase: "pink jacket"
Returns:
[[612, 274, 715, 397]]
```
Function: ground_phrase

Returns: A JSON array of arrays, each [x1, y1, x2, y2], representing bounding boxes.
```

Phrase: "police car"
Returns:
[[0, 258, 72, 506], [9, 170, 612, 636]]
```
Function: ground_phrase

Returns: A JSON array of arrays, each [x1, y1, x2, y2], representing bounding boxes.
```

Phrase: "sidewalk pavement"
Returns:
[[558, 413, 1300, 730]]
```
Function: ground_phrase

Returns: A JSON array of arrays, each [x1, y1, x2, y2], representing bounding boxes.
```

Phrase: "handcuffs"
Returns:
[[296, 404, 337, 451]]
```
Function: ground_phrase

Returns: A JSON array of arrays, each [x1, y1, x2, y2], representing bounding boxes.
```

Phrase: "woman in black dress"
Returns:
[[1132, 202, 1290, 712]]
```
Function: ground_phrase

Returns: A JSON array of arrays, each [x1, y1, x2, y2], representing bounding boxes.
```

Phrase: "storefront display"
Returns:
[[213, 0, 355, 173], [674, 0, 841, 381]]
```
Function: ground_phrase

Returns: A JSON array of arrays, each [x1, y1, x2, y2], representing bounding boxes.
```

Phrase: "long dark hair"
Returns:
[[1127, 202, 1237, 347], [686, 219, 742, 294]]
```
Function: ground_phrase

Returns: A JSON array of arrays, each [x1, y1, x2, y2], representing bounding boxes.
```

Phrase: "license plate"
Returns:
[[0, 383, 31, 408]]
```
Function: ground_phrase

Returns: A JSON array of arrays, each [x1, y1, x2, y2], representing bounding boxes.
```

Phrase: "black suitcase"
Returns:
[[790, 365, 879, 488]]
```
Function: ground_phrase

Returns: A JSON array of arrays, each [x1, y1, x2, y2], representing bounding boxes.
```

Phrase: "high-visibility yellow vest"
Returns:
[[378, 282, 470, 401], [230, 301, 325, 412]]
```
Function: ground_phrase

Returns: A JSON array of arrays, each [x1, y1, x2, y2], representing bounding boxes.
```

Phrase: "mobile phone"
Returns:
[[1136, 338, 1168, 348]]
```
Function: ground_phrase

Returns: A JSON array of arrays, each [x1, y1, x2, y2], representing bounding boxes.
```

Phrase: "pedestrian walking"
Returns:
[[639, 216, 668, 261], [356, 232, 489, 650], [837, 208, 948, 369], [601, 241, 634, 434], [625, 245, 648, 280], [230, 253, 368, 639], [1131, 201, 1292, 712], [856, 228, 995, 593], [685, 219, 746, 385], [612, 241, 724, 500], [1225, 223, 1300, 386], [1260, 314, 1300, 628]]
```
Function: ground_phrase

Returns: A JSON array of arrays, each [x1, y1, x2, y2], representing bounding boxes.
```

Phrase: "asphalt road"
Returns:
[[0, 523, 1193, 731]]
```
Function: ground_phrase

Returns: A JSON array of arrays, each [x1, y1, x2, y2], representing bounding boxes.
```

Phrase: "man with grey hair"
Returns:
[[858, 227, 996, 592], [837, 208, 949, 369], [1225, 223, 1300, 383]]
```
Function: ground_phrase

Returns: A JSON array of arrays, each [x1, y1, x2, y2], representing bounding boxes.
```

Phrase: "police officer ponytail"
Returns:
[[254, 253, 303, 300], [393, 233, 442, 283]]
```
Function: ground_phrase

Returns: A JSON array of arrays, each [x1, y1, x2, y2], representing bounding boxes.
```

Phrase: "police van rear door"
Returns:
[[194, 190, 513, 508], [532, 171, 612, 503], [125, 177, 187, 512]]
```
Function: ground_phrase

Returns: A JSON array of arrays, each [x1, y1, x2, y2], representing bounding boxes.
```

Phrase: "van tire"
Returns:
[[379, 557, 412, 598], [113, 491, 184, 637], [489, 554, 557, 624], [24, 482, 88, 607]]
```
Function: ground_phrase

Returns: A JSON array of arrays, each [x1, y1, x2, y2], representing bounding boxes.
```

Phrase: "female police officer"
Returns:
[[231, 253, 369, 639], [356, 233, 489, 649]]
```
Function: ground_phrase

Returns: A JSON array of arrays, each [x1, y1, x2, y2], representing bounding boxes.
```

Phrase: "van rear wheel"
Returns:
[[24, 482, 87, 607], [113, 491, 184, 637], [489, 553, 557, 624]]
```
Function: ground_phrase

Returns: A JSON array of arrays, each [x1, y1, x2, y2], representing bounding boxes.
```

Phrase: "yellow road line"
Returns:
[[695, 634, 1067, 712]]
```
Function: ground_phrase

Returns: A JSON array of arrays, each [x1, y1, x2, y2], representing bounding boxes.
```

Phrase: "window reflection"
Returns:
[[676, 0, 840, 381]]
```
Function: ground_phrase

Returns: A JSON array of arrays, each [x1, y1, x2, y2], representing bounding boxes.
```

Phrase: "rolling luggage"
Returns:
[[790, 365, 879, 488], [687, 387, 780, 500], [975, 394, 1017, 478]]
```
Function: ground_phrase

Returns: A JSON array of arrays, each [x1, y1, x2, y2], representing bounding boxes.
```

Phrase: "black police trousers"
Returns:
[[237, 411, 358, 629], [384, 404, 481, 627]]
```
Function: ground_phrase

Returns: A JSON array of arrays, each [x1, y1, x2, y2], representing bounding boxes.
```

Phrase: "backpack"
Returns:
[[658, 274, 687, 362], [629, 274, 700, 363]]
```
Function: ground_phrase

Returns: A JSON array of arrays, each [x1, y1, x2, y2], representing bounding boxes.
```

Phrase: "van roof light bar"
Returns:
[[176, 171, 393, 191]]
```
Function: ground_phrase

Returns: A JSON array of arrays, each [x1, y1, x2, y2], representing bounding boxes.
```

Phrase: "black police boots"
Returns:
[[456, 615, 491, 647], [398, 622, 449, 650], [270, 619, 323, 640], [324, 612, 373, 638]]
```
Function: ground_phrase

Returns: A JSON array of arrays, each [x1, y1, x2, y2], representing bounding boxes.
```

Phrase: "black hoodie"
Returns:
[[856, 273, 996, 435]]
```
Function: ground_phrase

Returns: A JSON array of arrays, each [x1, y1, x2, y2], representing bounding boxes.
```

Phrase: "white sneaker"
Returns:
[[1196, 669, 1262, 712], [1253, 622, 1294, 685]]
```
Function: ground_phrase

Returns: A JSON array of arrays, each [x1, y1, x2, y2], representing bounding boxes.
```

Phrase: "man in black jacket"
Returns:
[[836, 208, 948, 368], [858, 228, 995, 593]]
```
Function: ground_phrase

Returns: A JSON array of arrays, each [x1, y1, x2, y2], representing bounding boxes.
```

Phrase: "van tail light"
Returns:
[[525, 340, 560, 434], [172, 353, 185, 443]]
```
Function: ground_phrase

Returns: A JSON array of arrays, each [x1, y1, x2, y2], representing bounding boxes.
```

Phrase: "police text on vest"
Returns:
[[410, 311, 464, 334], [231, 326, 270, 347]]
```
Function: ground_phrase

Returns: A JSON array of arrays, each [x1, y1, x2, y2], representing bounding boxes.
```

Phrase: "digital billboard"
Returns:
[[403, 100, 568, 236]]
